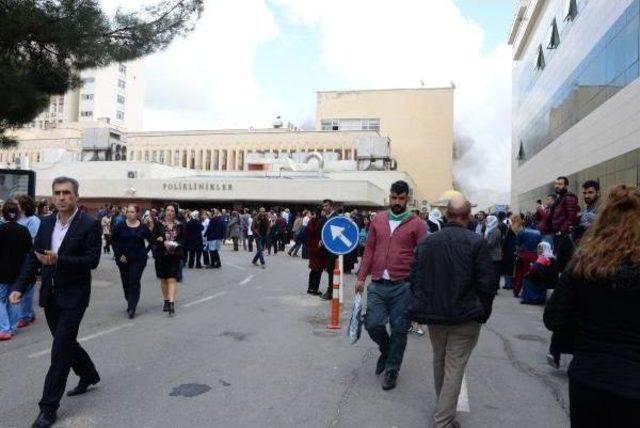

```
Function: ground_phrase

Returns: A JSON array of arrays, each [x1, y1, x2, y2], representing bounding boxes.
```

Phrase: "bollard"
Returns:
[[328, 258, 341, 329]]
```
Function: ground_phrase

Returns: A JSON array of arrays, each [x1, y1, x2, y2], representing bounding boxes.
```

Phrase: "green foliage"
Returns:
[[0, 0, 204, 147]]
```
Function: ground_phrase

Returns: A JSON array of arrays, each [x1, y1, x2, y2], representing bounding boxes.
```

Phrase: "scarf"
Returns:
[[484, 215, 499, 238], [388, 209, 412, 222]]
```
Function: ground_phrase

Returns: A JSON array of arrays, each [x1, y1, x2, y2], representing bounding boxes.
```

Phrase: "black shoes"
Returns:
[[382, 370, 398, 391], [31, 411, 57, 428], [163, 300, 170, 312], [306, 289, 322, 296], [67, 374, 100, 397], [320, 290, 333, 300], [168, 302, 175, 316], [127, 309, 135, 319], [375, 355, 387, 375]]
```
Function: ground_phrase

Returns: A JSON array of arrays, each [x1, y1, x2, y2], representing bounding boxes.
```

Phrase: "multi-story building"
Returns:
[[509, 0, 640, 210], [316, 87, 454, 204], [26, 61, 144, 131]]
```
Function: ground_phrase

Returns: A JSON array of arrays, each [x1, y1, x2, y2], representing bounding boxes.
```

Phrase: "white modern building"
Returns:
[[509, 0, 640, 210], [26, 61, 144, 132]]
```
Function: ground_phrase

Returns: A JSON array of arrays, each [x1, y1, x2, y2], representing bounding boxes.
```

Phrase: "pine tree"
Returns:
[[0, 0, 204, 147]]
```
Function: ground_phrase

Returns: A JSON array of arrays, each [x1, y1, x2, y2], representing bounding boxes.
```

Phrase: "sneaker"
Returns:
[[252, 261, 259, 267], [320, 291, 333, 301], [382, 370, 398, 390], [546, 353, 560, 369], [0, 332, 12, 341], [17, 319, 31, 328], [261, 264, 266, 269]]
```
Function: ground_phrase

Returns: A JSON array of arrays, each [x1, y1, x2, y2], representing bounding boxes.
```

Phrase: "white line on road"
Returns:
[[238, 275, 255, 285], [457, 374, 470, 413], [226, 263, 247, 271], [182, 291, 226, 308], [28, 322, 135, 359]]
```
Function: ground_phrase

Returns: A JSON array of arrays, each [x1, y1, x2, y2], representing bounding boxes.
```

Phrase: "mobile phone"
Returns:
[[35, 248, 47, 255]]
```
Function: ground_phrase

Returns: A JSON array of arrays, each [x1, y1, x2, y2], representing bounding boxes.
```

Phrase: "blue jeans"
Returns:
[[0, 283, 18, 334], [365, 280, 411, 372], [252, 237, 265, 265], [19, 284, 36, 322]]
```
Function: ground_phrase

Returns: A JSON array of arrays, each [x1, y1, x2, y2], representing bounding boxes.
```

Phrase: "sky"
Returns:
[[103, 0, 517, 207]]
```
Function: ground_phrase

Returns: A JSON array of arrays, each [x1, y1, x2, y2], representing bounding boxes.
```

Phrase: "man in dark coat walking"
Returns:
[[409, 195, 496, 428]]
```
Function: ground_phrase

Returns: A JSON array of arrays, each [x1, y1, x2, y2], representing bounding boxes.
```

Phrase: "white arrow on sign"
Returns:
[[330, 225, 353, 248]]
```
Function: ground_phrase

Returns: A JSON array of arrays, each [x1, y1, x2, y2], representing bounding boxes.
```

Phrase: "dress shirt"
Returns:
[[52, 208, 79, 253]]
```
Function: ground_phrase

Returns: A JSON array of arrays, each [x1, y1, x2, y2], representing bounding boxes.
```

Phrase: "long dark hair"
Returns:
[[573, 185, 640, 280]]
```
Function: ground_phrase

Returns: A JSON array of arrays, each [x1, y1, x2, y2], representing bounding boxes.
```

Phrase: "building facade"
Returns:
[[25, 61, 144, 132], [316, 87, 454, 204], [509, 0, 640, 210]]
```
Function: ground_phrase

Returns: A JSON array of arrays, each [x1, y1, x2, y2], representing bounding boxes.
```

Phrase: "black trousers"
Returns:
[[40, 298, 99, 412], [117, 260, 146, 311], [570, 378, 640, 427], [555, 233, 575, 274], [202, 249, 210, 266], [325, 254, 337, 294], [247, 235, 254, 252], [187, 249, 202, 268], [209, 250, 221, 267], [308, 270, 322, 292]]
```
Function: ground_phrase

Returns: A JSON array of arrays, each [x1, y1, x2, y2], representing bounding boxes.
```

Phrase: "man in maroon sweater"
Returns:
[[548, 176, 579, 272], [356, 181, 427, 390]]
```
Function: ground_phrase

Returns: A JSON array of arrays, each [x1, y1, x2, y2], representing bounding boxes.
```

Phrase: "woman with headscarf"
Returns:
[[521, 241, 556, 305], [484, 215, 502, 291], [544, 185, 640, 424], [426, 208, 443, 233], [228, 211, 242, 251], [184, 210, 204, 269]]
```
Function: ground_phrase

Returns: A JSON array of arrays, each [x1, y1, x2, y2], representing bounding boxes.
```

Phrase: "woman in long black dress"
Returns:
[[112, 204, 152, 319], [151, 202, 184, 316]]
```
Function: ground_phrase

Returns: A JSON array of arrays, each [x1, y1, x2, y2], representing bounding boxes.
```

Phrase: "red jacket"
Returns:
[[536, 206, 552, 235], [550, 191, 579, 234], [358, 211, 427, 282]]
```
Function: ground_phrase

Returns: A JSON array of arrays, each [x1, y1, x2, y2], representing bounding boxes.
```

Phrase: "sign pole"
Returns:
[[338, 254, 344, 306]]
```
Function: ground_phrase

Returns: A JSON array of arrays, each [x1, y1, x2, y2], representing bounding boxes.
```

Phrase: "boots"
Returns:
[[168, 302, 175, 316], [212, 250, 221, 268]]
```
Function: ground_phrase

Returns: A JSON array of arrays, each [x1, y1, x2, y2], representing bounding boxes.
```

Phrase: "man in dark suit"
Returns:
[[10, 176, 101, 428], [320, 199, 339, 300]]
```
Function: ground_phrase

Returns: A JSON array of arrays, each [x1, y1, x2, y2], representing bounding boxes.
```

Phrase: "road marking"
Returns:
[[239, 274, 255, 285], [457, 374, 470, 413], [226, 263, 247, 271], [28, 322, 135, 359], [183, 291, 226, 308]]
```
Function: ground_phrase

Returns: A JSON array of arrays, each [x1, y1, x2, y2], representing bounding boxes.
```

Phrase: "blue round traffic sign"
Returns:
[[321, 216, 360, 255]]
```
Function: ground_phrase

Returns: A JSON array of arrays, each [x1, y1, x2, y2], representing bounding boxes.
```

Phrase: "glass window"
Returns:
[[516, 3, 640, 163], [119, 64, 127, 74], [80, 111, 93, 117], [117, 95, 125, 104], [81, 94, 94, 100], [118, 79, 126, 89], [565, 0, 578, 22], [116, 111, 124, 120], [548, 19, 560, 49], [82, 77, 95, 84], [535, 45, 546, 70]]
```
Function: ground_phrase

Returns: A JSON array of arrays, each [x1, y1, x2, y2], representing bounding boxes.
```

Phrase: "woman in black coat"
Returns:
[[543, 185, 640, 427], [151, 202, 184, 316], [184, 211, 204, 269]]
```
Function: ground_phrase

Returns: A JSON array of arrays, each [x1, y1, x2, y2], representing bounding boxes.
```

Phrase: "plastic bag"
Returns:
[[347, 293, 365, 345]]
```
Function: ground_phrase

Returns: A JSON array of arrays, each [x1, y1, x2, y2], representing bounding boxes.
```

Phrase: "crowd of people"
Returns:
[[0, 174, 638, 428]]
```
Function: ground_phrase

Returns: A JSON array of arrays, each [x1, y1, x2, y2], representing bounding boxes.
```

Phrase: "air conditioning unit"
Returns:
[[127, 170, 138, 179]]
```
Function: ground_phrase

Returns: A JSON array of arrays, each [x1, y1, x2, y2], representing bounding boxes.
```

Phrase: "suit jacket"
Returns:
[[13, 211, 101, 309]]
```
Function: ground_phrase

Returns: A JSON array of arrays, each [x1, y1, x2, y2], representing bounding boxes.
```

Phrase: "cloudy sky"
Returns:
[[104, 0, 515, 206]]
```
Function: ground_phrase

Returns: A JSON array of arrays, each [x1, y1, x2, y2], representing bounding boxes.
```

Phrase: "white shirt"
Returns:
[[52, 209, 79, 253], [247, 217, 253, 236], [382, 219, 402, 280]]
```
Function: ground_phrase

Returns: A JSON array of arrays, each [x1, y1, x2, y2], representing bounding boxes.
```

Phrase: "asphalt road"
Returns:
[[0, 246, 570, 428]]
